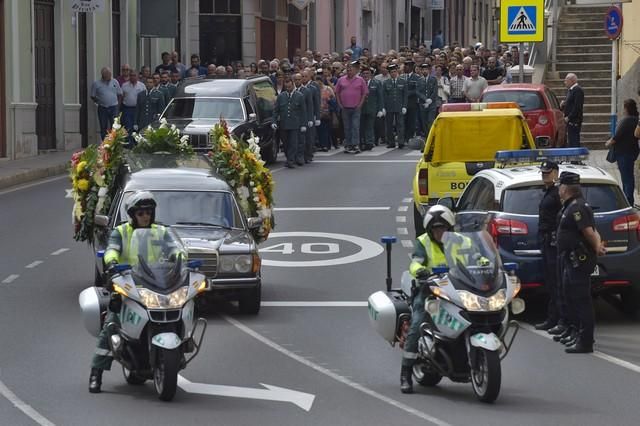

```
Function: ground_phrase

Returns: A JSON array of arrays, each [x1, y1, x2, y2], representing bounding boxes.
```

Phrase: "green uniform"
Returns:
[[135, 88, 166, 129], [382, 78, 408, 148], [404, 72, 422, 140], [360, 78, 384, 147], [273, 90, 307, 164], [161, 83, 177, 101], [417, 75, 438, 137]]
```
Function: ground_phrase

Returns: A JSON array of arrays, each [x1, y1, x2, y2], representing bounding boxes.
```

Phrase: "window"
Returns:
[[261, 0, 276, 19], [481, 90, 545, 112], [112, 0, 121, 74], [253, 81, 276, 122], [472, 1, 477, 38], [545, 88, 561, 110], [581, 184, 629, 211], [502, 186, 545, 214], [163, 98, 245, 121], [458, 177, 495, 211]]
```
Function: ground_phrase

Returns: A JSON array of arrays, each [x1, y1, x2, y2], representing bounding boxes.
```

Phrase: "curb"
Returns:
[[0, 162, 69, 191]]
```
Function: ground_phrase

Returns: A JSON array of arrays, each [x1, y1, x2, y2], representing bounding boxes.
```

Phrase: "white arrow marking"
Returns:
[[50, 248, 69, 256], [177, 375, 315, 411], [25, 261, 43, 269], [65, 189, 73, 199], [1, 274, 19, 284]]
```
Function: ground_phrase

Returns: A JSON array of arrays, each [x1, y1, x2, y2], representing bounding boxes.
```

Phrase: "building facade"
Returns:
[[617, 0, 640, 116]]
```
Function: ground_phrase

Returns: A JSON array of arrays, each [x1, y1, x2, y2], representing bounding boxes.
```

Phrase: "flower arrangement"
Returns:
[[132, 118, 194, 156], [70, 118, 128, 242], [208, 119, 275, 243]]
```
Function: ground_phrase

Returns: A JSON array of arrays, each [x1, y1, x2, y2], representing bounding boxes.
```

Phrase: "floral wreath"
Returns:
[[208, 119, 275, 243]]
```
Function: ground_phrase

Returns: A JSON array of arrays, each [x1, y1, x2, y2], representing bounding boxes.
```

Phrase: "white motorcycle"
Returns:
[[79, 228, 208, 401], [368, 231, 525, 403]]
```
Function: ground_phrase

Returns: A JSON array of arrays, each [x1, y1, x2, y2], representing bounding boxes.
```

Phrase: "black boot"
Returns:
[[400, 366, 413, 394], [547, 324, 567, 335], [553, 326, 573, 341], [534, 319, 556, 331], [565, 337, 594, 354], [89, 368, 103, 394]]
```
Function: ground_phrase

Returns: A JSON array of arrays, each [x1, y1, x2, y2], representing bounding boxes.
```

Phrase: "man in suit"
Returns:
[[294, 73, 315, 164], [359, 66, 384, 151], [561, 73, 584, 148], [135, 76, 166, 131], [417, 63, 438, 137], [403, 60, 421, 143], [383, 64, 408, 148], [272, 76, 308, 168]]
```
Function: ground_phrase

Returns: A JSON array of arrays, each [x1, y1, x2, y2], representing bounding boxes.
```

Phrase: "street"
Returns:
[[1, 149, 640, 426]]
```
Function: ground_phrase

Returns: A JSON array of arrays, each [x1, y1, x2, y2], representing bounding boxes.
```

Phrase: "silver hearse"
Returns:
[[93, 155, 262, 314]]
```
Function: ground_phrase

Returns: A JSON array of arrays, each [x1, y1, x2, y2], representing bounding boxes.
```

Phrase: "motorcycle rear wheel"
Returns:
[[154, 348, 181, 401], [122, 366, 146, 385], [413, 363, 442, 387], [471, 348, 501, 403]]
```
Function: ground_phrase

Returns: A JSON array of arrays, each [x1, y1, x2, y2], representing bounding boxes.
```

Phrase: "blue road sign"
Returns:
[[507, 6, 537, 35], [604, 6, 622, 40]]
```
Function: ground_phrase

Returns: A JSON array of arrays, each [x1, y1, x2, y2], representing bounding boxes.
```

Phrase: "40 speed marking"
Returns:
[[260, 232, 384, 267]]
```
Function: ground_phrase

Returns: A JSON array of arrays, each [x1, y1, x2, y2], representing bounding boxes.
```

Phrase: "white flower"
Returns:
[[238, 186, 250, 200], [98, 187, 108, 197], [171, 124, 177, 131], [253, 196, 260, 202], [159, 117, 168, 125], [249, 181, 255, 187], [180, 135, 189, 143], [112, 122, 121, 130]]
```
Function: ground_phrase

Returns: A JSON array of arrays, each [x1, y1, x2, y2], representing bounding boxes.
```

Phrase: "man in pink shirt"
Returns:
[[335, 61, 368, 153]]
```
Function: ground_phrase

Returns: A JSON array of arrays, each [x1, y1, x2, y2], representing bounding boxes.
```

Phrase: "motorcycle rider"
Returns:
[[89, 191, 176, 393], [401, 205, 457, 394]]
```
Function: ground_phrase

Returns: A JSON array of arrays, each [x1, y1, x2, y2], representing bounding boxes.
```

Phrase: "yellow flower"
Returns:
[[77, 178, 90, 192], [76, 161, 87, 173]]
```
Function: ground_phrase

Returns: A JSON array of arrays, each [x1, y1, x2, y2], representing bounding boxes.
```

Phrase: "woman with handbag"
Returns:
[[605, 99, 639, 205]]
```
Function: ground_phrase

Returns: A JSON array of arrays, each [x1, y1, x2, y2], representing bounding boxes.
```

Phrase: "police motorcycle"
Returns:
[[79, 228, 208, 401], [368, 230, 525, 403]]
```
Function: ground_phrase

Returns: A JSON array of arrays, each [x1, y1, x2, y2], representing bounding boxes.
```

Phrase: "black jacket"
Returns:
[[564, 85, 584, 125]]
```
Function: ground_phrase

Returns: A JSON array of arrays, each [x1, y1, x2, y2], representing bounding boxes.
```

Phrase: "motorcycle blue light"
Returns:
[[381, 236, 397, 244], [432, 266, 449, 275], [503, 262, 518, 272]]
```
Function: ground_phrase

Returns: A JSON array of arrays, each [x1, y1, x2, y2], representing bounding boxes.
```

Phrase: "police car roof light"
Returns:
[[440, 102, 520, 113], [381, 236, 397, 244], [494, 148, 589, 165]]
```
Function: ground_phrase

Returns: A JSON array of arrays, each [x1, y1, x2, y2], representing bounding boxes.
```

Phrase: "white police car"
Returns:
[[440, 148, 640, 314]]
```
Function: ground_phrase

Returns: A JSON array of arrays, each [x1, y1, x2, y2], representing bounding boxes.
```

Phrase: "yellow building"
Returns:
[[618, 0, 640, 112]]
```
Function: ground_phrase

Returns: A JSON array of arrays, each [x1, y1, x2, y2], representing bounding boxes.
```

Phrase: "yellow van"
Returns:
[[412, 103, 536, 235]]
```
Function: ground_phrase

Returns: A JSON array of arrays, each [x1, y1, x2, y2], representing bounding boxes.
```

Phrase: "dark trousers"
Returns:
[[97, 105, 119, 141], [280, 128, 300, 163], [121, 106, 136, 146], [567, 122, 581, 148], [419, 105, 437, 137], [360, 112, 376, 146], [385, 112, 405, 147], [616, 154, 637, 205], [448, 97, 466, 104], [541, 236, 562, 323], [405, 100, 418, 140], [317, 119, 332, 150], [375, 115, 385, 145], [561, 254, 595, 344], [304, 125, 316, 161]]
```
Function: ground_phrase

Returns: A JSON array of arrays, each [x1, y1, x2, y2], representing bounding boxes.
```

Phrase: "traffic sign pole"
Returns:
[[611, 39, 617, 135], [519, 43, 525, 83]]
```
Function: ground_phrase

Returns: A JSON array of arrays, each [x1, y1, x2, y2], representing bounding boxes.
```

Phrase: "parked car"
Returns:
[[442, 150, 640, 314], [481, 84, 566, 148], [93, 155, 263, 314], [160, 75, 279, 163]]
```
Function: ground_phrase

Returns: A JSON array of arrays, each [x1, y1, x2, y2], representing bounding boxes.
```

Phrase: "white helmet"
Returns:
[[422, 205, 455, 233], [126, 191, 157, 220]]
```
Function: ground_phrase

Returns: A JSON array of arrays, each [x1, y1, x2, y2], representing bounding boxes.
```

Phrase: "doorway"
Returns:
[[0, 0, 6, 157], [78, 12, 88, 147], [34, 0, 56, 150]]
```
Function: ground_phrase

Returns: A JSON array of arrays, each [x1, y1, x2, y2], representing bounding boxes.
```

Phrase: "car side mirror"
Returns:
[[248, 113, 257, 121], [437, 197, 456, 211], [247, 217, 263, 230], [95, 215, 110, 227], [535, 136, 550, 148]]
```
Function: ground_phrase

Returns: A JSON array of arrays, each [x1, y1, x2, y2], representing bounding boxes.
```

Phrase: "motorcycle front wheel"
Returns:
[[123, 366, 146, 385], [471, 348, 501, 403], [413, 362, 442, 387], [154, 348, 181, 401]]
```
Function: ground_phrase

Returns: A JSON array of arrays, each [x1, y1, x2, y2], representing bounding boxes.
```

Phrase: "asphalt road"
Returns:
[[1, 148, 640, 426]]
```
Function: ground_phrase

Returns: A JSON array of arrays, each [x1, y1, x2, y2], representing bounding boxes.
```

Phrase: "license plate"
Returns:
[[591, 265, 600, 276]]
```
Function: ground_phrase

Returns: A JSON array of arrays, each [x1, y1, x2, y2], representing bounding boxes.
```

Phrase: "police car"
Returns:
[[441, 148, 640, 313], [412, 102, 538, 236]]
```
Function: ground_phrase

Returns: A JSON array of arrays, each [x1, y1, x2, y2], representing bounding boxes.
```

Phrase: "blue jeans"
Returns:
[[567, 122, 581, 148], [341, 107, 361, 147], [98, 105, 119, 141], [616, 153, 637, 205]]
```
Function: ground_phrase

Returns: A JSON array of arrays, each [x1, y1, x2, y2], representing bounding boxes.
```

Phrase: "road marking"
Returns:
[[357, 147, 396, 156], [395, 216, 407, 223], [397, 205, 409, 212], [404, 150, 422, 156], [1, 274, 19, 284], [177, 375, 315, 411], [261, 301, 368, 307], [402, 198, 412, 203], [260, 232, 383, 267], [270, 167, 285, 174], [0, 175, 67, 196], [223, 315, 452, 426], [64, 189, 73, 198], [0, 379, 56, 426], [314, 149, 342, 157], [25, 261, 43, 269], [50, 248, 69, 256], [401, 240, 414, 248], [521, 324, 640, 374], [274, 207, 390, 212], [397, 228, 409, 235], [314, 160, 416, 163]]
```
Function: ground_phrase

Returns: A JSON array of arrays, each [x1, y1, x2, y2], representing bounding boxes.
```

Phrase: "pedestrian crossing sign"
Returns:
[[500, 0, 544, 42]]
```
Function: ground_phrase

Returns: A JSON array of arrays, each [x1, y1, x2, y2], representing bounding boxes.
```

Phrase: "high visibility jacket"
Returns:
[[104, 223, 172, 265], [409, 232, 472, 277]]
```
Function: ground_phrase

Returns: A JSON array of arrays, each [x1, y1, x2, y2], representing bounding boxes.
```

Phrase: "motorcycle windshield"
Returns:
[[128, 227, 189, 293], [441, 231, 503, 294]]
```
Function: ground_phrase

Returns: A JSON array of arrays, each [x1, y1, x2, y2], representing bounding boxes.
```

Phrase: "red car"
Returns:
[[481, 84, 566, 147]]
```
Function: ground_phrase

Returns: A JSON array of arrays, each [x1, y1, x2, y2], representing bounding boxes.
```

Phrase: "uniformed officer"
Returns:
[[382, 64, 408, 149], [160, 71, 177, 100], [302, 69, 320, 163], [403, 60, 421, 142], [135, 76, 167, 131], [294, 73, 315, 164], [417, 63, 438, 137], [555, 171, 606, 354], [359, 66, 384, 151], [152, 73, 169, 105], [272, 76, 307, 168], [534, 161, 564, 332]]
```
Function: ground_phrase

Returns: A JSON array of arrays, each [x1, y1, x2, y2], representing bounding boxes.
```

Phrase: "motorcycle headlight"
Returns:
[[457, 289, 507, 312], [457, 291, 483, 311], [219, 254, 253, 274], [487, 289, 507, 311], [138, 287, 189, 309]]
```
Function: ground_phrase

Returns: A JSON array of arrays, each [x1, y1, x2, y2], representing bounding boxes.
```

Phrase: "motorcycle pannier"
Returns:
[[368, 291, 411, 344]]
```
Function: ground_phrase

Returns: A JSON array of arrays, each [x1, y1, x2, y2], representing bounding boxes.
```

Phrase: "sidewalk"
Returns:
[[587, 150, 640, 205], [0, 151, 70, 190]]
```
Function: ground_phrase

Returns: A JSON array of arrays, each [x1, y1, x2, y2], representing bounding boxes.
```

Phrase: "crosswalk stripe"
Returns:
[[358, 147, 396, 156], [404, 151, 422, 157]]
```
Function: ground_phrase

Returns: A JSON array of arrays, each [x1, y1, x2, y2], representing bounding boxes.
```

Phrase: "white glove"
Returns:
[[376, 111, 384, 118], [315, 120, 321, 126], [301, 126, 307, 133], [423, 103, 429, 108], [307, 121, 314, 128], [133, 125, 139, 131], [271, 123, 278, 130], [382, 108, 386, 117], [401, 108, 407, 115], [426, 99, 433, 106]]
